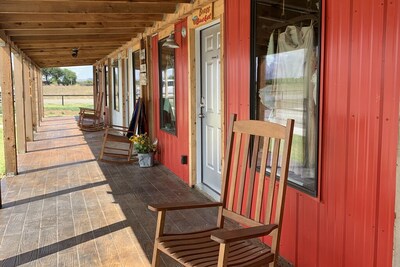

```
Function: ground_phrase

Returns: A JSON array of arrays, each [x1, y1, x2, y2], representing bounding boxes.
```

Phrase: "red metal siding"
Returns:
[[225, 0, 399, 266], [152, 20, 190, 183]]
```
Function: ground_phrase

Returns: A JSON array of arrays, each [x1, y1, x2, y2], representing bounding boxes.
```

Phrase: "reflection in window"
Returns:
[[252, 0, 321, 195], [132, 50, 141, 103], [113, 62, 119, 111], [158, 36, 176, 134]]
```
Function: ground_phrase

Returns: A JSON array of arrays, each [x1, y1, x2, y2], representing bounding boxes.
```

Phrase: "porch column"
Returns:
[[36, 68, 43, 125], [93, 65, 97, 109], [13, 52, 27, 154], [0, 41, 17, 176], [31, 66, 38, 131], [23, 59, 33, 141], [121, 58, 127, 127], [107, 58, 113, 126]]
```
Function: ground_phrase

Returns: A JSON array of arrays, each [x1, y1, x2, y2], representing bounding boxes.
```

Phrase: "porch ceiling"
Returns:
[[0, 0, 191, 68]]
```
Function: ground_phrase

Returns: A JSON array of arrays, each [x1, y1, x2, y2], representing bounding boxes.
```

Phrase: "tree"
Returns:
[[42, 68, 52, 85], [42, 67, 77, 85], [60, 69, 77, 85]]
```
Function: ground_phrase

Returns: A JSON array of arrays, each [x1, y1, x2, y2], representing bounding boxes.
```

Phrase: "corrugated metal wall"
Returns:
[[152, 20, 190, 183], [225, 0, 400, 266]]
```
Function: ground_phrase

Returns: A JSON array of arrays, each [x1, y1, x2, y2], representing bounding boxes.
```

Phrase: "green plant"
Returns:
[[130, 133, 157, 154]]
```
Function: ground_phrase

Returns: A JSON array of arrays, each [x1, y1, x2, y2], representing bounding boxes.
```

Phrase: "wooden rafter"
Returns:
[[0, 1, 177, 14], [0, 0, 191, 67]]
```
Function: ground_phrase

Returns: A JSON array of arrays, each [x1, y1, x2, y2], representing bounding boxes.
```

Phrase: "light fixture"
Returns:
[[162, 32, 179, 49], [71, 47, 79, 58]]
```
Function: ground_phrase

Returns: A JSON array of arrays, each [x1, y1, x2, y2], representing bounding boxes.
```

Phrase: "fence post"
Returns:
[[62, 95, 64, 106]]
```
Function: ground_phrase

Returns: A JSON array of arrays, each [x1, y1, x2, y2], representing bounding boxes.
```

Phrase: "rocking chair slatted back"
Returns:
[[219, 114, 294, 230]]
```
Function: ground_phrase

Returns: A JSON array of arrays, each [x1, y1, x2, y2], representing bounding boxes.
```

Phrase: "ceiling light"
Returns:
[[162, 32, 179, 49]]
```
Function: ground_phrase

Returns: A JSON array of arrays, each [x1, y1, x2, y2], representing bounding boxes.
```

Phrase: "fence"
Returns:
[[43, 94, 93, 105]]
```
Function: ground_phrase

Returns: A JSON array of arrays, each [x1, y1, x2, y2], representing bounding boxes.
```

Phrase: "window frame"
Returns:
[[132, 50, 141, 103], [158, 36, 177, 135], [104, 65, 108, 106], [113, 62, 119, 112], [250, 0, 322, 197]]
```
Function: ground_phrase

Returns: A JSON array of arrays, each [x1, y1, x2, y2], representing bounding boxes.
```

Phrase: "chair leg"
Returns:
[[152, 244, 161, 267], [98, 131, 108, 160]]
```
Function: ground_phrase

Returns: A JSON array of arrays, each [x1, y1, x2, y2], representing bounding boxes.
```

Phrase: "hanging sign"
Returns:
[[192, 4, 213, 27]]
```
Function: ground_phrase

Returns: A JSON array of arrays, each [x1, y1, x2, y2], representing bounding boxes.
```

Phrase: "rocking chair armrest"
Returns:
[[79, 107, 95, 112], [148, 201, 223, 212], [107, 125, 130, 130], [211, 224, 278, 244]]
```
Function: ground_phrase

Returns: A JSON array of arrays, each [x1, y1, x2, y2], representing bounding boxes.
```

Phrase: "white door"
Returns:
[[199, 24, 222, 194]]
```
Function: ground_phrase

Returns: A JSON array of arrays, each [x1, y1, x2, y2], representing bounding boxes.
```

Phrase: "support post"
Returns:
[[23, 59, 33, 141], [39, 69, 44, 121], [0, 42, 17, 176], [31, 67, 38, 131], [36, 68, 43, 124], [93, 65, 97, 109], [121, 58, 127, 127], [107, 58, 113, 126], [13, 52, 27, 154]]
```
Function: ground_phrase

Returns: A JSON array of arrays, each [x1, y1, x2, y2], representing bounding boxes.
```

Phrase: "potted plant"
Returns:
[[130, 133, 157, 167]]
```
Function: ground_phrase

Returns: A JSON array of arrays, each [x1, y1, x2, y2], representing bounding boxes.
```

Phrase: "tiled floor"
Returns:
[[0, 117, 220, 267]]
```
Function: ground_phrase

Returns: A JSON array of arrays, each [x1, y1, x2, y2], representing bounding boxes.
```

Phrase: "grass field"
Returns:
[[43, 85, 94, 117]]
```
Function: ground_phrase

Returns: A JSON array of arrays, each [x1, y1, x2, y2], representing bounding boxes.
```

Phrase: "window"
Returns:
[[104, 65, 108, 106], [158, 36, 176, 134], [113, 62, 119, 111], [132, 50, 141, 103], [251, 0, 321, 196]]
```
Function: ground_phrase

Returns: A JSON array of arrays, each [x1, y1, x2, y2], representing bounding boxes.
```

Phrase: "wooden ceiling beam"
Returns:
[[0, 22, 154, 30], [0, 2, 177, 14], [13, 34, 134, 43], [27, 50, 111, 58], [0, 14, 164, 23], [7, 28, 144, 37], [23, 46, 121, 53], [8, 0, 190, 3], [38, 60, 99, 68], [17, 41, 126, 49]]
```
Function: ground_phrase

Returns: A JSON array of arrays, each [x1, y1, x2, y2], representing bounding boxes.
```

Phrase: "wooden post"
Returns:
[[31, 67, 38, 131], [107, 58, 113, 126], [23, 59, 33, 141], [121, 57, 127, 127], [145, 36, 154, 139], [93, 65, 97, 109], [13, 52, 27, 154], [0, 41, 18, 176], [37, 68, 44, 121]]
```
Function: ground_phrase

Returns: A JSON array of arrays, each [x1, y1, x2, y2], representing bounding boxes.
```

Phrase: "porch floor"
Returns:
[[0, 117, 219, 266]]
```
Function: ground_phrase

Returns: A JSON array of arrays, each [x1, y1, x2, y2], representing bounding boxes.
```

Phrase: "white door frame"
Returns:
[[195, 19, 221, 201]]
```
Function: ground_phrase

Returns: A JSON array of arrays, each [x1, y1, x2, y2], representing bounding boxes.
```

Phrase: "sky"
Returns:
[[62, 65, 93, 81]]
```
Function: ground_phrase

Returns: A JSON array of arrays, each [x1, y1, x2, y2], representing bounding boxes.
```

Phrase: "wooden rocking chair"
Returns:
[[149, 114, 294, 267], [78, 91, 104, 131], [98, 98, 144, 162]]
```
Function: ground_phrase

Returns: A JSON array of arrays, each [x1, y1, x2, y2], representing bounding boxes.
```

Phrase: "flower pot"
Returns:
[[137, 152, 154, 167]]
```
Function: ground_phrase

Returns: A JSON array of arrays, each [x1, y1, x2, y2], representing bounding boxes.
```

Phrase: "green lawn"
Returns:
[[44, 103, 93, 117]]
